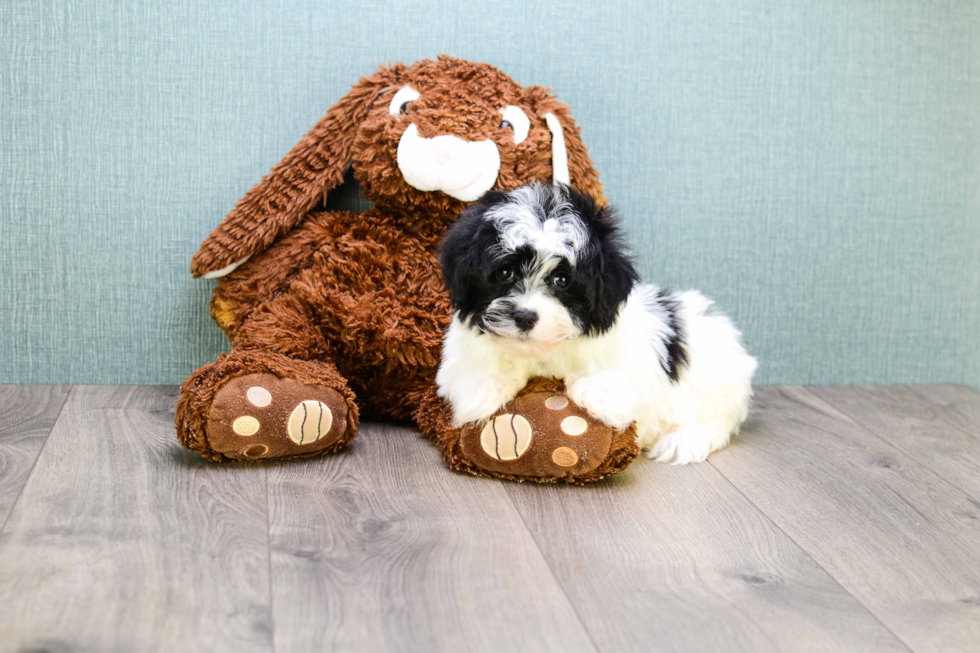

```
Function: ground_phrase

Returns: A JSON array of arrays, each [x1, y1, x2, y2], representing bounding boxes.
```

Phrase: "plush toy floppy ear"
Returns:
[[191, 68, 398, 278], [524, 85, 604, 203]]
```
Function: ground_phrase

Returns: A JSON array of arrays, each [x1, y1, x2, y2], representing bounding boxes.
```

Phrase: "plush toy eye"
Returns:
[[499, 105, 530, 144], [501, 119, 512, 129], [495, 266, 515, 282], [550, 273, 569, 288], [389, 86, 421, 117]]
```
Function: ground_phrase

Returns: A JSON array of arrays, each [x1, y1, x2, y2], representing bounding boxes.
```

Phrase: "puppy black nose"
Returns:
[[513, 309, 538, 332]]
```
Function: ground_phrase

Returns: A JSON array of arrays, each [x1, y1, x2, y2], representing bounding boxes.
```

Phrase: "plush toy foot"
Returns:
[[206, 373, 349, 461], [417, 378, 639, 484], [176, 352, 359, 462]]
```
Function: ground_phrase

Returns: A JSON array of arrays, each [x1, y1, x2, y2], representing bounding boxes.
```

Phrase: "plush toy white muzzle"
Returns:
[[397, 123, 502, 202], [395, 93, 570, 201]]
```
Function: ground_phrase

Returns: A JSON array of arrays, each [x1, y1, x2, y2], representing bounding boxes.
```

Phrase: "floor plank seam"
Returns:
[[501, 487, 604, 653], [907, 386, 980, 442], [264, 465, 278, 653], [799, 387, 980, 507], [706, 458, 916, 653], [0, 385, 72, 537]]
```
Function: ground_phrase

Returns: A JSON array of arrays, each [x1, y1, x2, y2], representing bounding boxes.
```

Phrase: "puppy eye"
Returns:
[[501, 119, 512, 129], [550, 274, 569, 288], [389, 86, 420, 117], [495, 266, 515, 282]]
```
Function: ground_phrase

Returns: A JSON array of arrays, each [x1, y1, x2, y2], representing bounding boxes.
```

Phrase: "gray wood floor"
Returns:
[[1, 385, 978, 653]]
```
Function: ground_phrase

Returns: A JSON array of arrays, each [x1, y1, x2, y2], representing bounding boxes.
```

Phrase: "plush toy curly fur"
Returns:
[[175, 55, 639, 483]]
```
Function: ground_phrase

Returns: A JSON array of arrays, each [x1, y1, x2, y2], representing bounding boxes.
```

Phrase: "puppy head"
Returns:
[[440, 183, 638, 345]]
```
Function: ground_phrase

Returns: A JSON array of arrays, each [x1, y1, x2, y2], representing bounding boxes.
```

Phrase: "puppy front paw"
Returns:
[[647, 425, 728, 465], [443, 377, 524, 427], [567, 372, 639, 431]]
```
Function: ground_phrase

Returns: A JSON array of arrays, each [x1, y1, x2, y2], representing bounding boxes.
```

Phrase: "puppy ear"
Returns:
[[574, 195, 639, 333], [439, 194, 505, 312], [191, 66, 400, 278], [524, 86, 604, 203]]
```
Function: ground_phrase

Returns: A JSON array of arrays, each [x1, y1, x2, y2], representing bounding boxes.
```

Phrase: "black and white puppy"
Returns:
[[437, 183, 757, 464]]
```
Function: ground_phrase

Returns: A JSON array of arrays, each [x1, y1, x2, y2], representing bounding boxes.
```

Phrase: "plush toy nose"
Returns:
[[430, 135, 464, 165], [513, 309, 539, 332]]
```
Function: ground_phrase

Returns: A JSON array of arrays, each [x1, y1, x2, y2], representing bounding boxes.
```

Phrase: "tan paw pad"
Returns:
[[246, 386, 272, 407], [552, 447, 579, 467], [287, 400, 334, 445], [545, 395, 569, 410], [232, 416, 260, 436], [480, 414, 532, 461], [560, 416, 588, 436]]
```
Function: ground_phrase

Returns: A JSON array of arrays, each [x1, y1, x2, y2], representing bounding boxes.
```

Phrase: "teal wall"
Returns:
[[2, 0, 978, 386]]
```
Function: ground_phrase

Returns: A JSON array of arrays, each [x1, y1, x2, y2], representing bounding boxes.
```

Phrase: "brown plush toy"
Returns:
[[176, 55, 639, 483]]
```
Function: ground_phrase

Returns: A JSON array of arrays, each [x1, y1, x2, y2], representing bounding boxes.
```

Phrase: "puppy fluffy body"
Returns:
[[437, 183, 757, 464]]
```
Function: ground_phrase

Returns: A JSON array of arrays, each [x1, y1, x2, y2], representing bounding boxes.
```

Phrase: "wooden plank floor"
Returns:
[[0, 385, 978, 653]]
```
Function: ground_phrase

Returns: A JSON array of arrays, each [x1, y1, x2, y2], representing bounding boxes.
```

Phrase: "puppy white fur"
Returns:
[[437, 184, 757, 464]]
